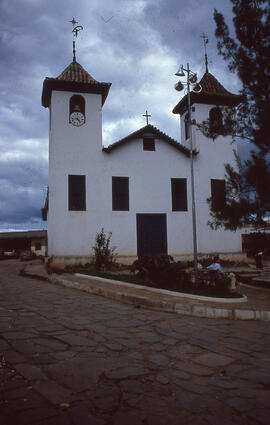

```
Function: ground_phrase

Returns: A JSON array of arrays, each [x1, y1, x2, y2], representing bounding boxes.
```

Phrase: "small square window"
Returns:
[[143, 138, 155, 151]]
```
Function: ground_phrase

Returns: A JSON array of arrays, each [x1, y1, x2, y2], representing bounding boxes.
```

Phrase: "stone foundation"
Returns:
[[48, 252, 247, 268]]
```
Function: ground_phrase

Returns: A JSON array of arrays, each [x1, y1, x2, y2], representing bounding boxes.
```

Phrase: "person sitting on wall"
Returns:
[[207, 256, 224, 275], [206, 256, 237, 292]]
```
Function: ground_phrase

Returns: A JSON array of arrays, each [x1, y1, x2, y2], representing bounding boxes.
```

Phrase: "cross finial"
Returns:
[[143, 110, 151, 125], [69, 18, 83, 62], [200, 33, 209, 73]]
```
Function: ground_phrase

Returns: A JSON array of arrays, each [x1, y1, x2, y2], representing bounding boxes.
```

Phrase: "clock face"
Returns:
[[70, 112, 85, 126]]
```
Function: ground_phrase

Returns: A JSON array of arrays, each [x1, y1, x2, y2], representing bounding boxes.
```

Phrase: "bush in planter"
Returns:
[[130, 256, 192, 290], [92, 229, 117, 271]]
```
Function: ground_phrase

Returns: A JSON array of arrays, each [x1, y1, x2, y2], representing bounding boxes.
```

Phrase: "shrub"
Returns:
[[92, 229, 117, 271], [130, 256, 192, 290]]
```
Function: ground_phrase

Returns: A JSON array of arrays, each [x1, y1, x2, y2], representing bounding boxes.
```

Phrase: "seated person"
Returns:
[[207, 256, 224, 275]]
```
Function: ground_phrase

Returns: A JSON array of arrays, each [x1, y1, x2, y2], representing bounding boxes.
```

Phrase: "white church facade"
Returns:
[[42, 60, 244, 265]]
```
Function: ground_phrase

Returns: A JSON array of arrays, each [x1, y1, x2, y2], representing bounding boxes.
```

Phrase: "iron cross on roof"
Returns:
[[69, 18, 83, 62], [200, 33, 209, 73], [143, 110, 151, 125]]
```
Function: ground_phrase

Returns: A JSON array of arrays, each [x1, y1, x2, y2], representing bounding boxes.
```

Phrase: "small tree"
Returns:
[[199, 0, 270, 230], [92, 229, 117, 271]]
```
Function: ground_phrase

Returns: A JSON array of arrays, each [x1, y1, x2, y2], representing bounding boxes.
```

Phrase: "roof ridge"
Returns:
[[103, 124, 191, 156], [198, 71, 232, 96], [56, 61, 97, 83]]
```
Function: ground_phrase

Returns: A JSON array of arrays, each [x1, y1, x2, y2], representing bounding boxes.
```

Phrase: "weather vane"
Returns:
[[69, 18, 83, 62], [200, 33, 209, 73], [143, 110, 151, 125]]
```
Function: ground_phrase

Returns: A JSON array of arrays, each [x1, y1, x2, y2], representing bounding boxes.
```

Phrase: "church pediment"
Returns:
[[102, 124, 192, 157]]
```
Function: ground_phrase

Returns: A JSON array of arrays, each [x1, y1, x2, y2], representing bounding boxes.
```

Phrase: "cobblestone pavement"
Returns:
[[0, 260, 270, 425]]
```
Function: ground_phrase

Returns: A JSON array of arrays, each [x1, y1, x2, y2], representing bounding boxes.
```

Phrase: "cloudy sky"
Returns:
[[0, 0, 245, 232]]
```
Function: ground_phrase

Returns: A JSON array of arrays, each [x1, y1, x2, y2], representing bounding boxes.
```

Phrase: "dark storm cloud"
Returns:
[[0, 156, 48, 229], [0, 0, 248, 231]]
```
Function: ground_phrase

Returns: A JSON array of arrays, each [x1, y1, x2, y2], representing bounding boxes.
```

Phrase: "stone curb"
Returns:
[[75, 273, 247, 303], [48, 274, 270, 322]]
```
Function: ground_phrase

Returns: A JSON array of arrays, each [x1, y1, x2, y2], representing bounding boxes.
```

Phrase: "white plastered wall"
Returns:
[[47, 91, 242, 263]]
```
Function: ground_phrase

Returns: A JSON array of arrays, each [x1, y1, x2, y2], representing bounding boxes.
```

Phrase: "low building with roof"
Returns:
[[41, 55, 244, 265], [0, 230, 47, 257]]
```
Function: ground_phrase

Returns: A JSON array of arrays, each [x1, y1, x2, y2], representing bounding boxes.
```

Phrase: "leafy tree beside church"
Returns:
[[202, 0, 270, 230]]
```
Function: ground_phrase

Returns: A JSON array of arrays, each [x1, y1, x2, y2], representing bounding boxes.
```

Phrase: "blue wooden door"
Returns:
[[136, 214, 167, 258]]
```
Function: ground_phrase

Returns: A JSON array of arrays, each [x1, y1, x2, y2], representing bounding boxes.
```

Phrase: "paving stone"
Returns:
[[2, 350, 27, 364], [171, 361, 212, 377], [95, 346, 108, 353], [206, 415, 240, 425], [240, 368, 270, 385], [156, 374, 169, 385], [176, 393, 206, 414], [116, 339, 140, 349], [162, 338, 178, 346], [225, 397, 253, 412], [193, 352, 234, 368], [105, 319, 144, 328], [33, 379, 77, 404], [231, 389, 253, 399], [166, 369, 191, 380], [119, 379, 151, 393], [15, 363, 47, 380], [112, 411, 143, 425], [88, 383, 120, 411], [104, 343, 123, 351], [2, 262, 270, 425], [54, 334, 97, 347], [224, 363, 252, 376], [150, 343, 166, 352], [0, 338, 10, 350], [127, 352, 144, 361], [46, 358, 113, 391], [2, 331, 37, 340], [11, 338, 68, 354], [33, 411, 73, 425], [3, 386, 33, 400], [167, 343, 203, 357], [145, 414, 184, 425], [174, 380, 214, 395], [105, 365, 150, 380], [208, 377, 237, 389], [138, 332, 160, 343], [147, 353, 170, 366], [18, 406, 57, 423], [247, 408, 270, 425], [30, 353, 55, 365], [7, 391, 48, 411], [70, 404, 106, 425]]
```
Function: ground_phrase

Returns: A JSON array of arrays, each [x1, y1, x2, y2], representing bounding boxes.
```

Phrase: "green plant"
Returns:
[[130, 256, 192, 290], [92, 229, 117, 271]]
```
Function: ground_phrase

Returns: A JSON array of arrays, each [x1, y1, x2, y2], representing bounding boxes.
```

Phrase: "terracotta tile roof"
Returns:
[[173, 72, 243, 115], [57, 61, 97, 84], [42, 61, 111, 108], [199, 72, 232, 96], [102, 124, 193, 157]]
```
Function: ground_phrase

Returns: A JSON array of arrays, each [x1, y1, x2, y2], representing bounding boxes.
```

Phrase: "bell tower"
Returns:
[[41, 20, 111, 258]]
